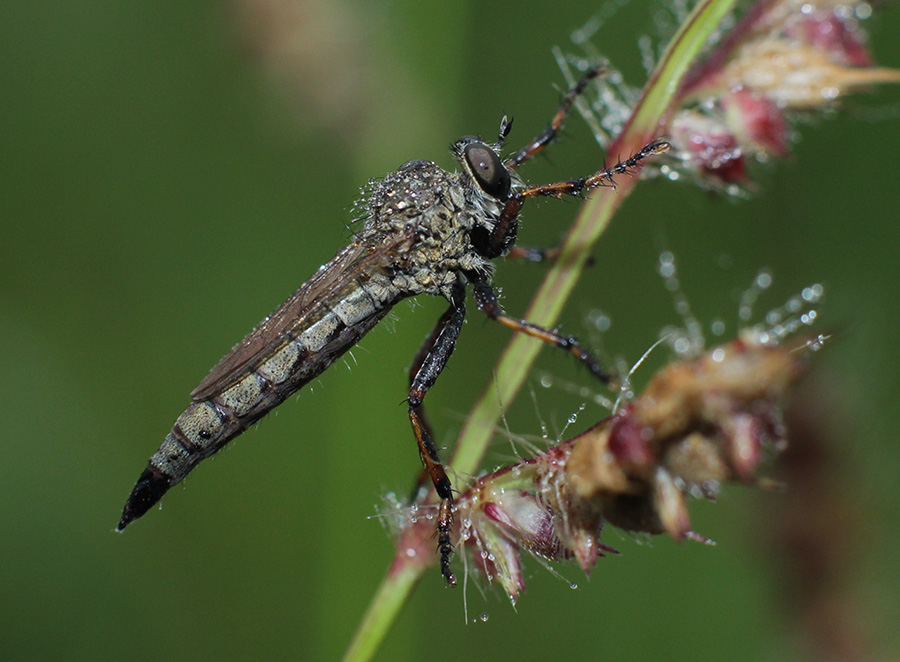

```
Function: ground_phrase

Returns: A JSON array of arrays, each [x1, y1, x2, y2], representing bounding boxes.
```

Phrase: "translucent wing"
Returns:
[[190, 226, 415, 400]]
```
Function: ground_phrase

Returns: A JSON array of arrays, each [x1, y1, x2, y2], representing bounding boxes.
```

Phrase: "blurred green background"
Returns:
[[3, 1, 899, 660]]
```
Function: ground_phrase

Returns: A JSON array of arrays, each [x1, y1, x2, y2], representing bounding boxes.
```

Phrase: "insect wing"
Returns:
[[190, 227, 414, 400]]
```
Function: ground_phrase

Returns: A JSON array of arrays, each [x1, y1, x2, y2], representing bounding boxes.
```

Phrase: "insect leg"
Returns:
[[408, 286, 467, 586], [473, 195, 522, 260], [407, 304, 458, 500], [504, 65, 608, 170], [483, 139, 667, 262], [519, 140, 670, 199], [470, 275, 609, 384]]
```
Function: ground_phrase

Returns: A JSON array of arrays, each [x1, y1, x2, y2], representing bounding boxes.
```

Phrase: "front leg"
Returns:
[[408, 285, 466, 585], [519, 140, 670, 199]]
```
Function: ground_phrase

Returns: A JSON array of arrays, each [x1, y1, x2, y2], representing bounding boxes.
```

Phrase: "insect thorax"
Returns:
[[363, 159, 504, 298]]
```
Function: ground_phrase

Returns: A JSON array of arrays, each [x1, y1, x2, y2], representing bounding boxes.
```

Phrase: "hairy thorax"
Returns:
[[362, 159, 503, 299]]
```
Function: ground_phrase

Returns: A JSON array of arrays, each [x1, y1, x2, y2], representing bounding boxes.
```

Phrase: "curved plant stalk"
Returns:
[[341, 565, 420, 662], [454, 0, 738, 476], [344, 2, 737, 660]]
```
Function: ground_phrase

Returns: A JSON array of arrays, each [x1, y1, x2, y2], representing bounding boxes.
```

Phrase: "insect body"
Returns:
[[117, 66, 668, 585]]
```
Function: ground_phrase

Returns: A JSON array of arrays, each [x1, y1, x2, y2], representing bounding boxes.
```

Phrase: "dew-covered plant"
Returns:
[[344, 2, 899, 660]]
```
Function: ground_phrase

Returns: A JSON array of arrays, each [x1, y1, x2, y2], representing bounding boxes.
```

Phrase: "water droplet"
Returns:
[[569, 582, 579, 590], [658, 252, 676, 279], [480, 613, 489, 623], [802, 284, 824, 302], [806, 334, 828, 352], [588, 309, 611, 332]]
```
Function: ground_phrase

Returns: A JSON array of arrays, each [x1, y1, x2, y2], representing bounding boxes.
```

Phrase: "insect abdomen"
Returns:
[[117, 279, 398, 531]]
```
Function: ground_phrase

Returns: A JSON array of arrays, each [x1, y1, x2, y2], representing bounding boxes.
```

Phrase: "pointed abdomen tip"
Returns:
[[117, 467, 171, 531]]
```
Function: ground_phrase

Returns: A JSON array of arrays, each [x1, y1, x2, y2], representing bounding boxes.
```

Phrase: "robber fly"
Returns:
[[117, 65, 668, 585]]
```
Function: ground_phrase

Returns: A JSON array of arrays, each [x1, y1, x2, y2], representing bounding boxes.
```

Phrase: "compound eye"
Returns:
[[464, 143, 510, 200]]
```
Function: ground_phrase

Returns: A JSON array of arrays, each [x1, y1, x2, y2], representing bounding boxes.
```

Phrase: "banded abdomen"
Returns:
[[117, 269, 401, 530]]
